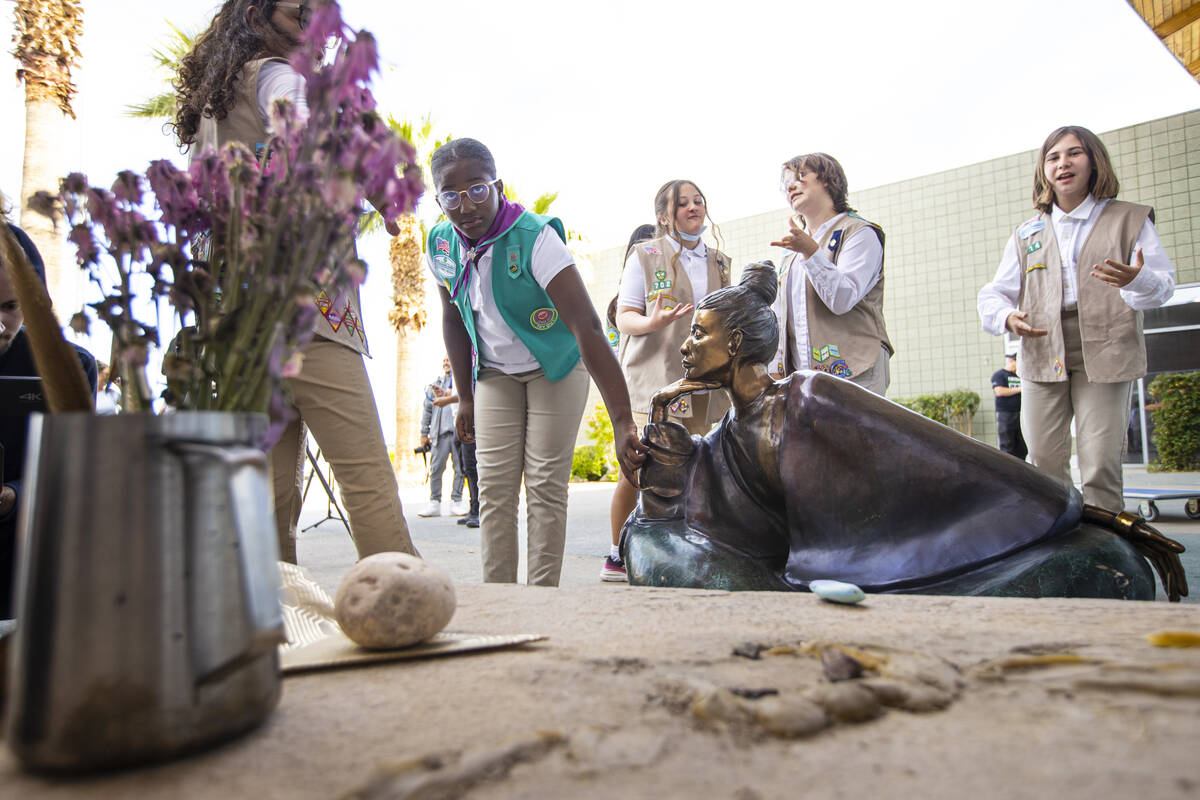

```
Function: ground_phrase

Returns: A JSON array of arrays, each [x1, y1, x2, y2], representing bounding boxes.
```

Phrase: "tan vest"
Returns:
[[1014, 200, 1149, 383], [192, 58, 369, 356], [773, 214, 891, 377], [618, 236, 731, 419]]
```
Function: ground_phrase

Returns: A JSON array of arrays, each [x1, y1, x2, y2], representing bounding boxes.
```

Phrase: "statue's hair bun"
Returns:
[[739, 261, 777, 306]]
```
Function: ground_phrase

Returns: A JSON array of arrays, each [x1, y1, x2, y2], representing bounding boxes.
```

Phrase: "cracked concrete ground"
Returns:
[[4, 584, 1198, 799]]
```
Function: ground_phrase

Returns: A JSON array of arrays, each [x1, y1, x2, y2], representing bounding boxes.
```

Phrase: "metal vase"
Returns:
[[5, 411, 285, 772]]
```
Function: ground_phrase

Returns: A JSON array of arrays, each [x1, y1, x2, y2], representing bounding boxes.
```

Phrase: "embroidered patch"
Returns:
[[1019, 219, 1046, 239], [436, 237, 451, 255], [815, 358, 852, 378], [1025, 263, 1047, 273], [530, 307, 558, 331], [643, 245, 661, 255], [432, 253, 457, 278], [655, 270, 667, 280], [811, 344, 842, 363], [827, 229, 843, 256], [1025, 241, 1042, 255], [605, 324, 619, 348], [1053, 359, 1064, 377], [647, 292, 680, 310], [774, 360, 786, 375], [651, 278, 673, 291], [506, 247, 521, 278], [668, 396, 691, 416]]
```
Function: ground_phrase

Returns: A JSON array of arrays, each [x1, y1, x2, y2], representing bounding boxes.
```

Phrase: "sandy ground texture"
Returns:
[[3, 585, 1199, 800]]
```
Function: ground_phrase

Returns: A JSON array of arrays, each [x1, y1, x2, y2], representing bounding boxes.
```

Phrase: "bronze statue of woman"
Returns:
[[623, 263, 1186, 600]]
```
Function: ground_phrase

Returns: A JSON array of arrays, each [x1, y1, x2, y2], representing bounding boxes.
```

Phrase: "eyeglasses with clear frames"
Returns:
[[437, 180, 499, 211], [275, 2, 310, 29]]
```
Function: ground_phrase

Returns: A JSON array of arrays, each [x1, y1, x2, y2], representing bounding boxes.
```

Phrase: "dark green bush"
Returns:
[[894, 389, 981, 436], [1148, 371, 1200, 471]]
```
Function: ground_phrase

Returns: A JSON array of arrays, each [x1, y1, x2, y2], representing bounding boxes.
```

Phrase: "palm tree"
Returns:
[[375, 116, 449, 484], [12, 0, 84, 321], [124, 23, 194, 120]]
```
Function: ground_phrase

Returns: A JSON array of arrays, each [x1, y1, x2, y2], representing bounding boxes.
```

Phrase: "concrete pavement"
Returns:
[[295, 468, 1200, 603]]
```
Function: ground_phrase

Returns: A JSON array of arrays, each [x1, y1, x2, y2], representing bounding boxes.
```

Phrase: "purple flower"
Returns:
[[111, 171, 144, 204], [67, 224, 100, 266]]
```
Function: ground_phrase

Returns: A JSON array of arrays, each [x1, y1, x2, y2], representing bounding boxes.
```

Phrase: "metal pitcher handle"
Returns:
[[171, 442, 285, 684]]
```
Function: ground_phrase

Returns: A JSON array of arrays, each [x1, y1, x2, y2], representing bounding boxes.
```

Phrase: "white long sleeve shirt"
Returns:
[[978, 195, 1175, 336]]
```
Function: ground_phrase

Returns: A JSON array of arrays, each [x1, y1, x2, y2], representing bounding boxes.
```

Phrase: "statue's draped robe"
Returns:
[[624, 372, 1153, 598]]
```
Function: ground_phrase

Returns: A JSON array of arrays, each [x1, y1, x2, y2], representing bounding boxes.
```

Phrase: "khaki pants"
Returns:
[[474, 363, 590, 586], [269, 338, 417, 563], [850, 345, 891, 396], [1022, 311, 1131, 512]]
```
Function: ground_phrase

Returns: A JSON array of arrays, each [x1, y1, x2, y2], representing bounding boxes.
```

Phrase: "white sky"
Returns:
[[2, 0, 1199, 444]]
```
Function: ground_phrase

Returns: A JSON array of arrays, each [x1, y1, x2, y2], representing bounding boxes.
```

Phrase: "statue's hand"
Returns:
[[649, 379, 722, 423]]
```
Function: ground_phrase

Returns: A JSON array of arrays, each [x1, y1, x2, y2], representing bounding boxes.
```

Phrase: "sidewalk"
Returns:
[[296, 469, 1200, 603]]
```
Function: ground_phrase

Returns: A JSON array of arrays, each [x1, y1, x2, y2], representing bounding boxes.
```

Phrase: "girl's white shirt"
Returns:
[[426, 226, 575, 374], [617, 236, 709, 311], [977, 195, 1175, 336], [257, 60, 309, 125]]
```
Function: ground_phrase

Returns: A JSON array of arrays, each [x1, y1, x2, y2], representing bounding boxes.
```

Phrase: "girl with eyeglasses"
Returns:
[[427, 138, 646, 587], [173, 0, 420, 565], [769, 154, 892, 394], [977, 126, 1176, 512], [602, 189, 732, 582]]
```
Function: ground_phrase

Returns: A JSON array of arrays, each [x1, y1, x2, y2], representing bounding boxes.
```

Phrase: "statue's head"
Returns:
[[681, 262, 779, 384]]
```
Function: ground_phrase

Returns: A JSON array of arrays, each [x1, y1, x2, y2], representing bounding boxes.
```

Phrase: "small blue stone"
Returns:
[[809, 579, 866, 605]]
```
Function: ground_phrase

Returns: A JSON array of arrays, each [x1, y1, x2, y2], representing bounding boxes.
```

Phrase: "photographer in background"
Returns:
[[417, 357, 466, 517]]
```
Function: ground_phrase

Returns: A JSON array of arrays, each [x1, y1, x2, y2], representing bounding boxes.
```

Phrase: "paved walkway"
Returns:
[[296, 468, 1200, 603]]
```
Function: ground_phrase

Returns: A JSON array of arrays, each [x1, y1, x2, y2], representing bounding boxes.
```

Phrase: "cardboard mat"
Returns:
[[278, 562, 547, 675]]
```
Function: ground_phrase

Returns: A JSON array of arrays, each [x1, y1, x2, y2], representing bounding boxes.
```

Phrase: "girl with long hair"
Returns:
[[604, 183, 732, 581], [977, 125, 1175, 512], [174, 0, 418, 564]]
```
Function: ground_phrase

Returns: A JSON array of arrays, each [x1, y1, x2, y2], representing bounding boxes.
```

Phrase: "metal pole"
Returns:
[[1137, 376, 1149, 468]]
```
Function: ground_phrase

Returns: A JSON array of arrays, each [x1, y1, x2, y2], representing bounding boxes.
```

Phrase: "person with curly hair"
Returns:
[[174, 0, 418, 564]]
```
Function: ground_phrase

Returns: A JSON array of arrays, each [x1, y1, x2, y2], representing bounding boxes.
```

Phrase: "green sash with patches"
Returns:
[[427, 212, 581, 381]]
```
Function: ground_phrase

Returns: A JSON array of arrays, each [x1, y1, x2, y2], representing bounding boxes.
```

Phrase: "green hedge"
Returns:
[[570, 403, 618, 482], [1148, 371, 1200, 472], [571, 444, 610, 482], [894, 390, 981, 436]]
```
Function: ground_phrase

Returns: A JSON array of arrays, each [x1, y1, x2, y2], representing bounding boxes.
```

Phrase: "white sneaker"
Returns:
[[417, 501, 442, 517], [450, 501, 469, 516]]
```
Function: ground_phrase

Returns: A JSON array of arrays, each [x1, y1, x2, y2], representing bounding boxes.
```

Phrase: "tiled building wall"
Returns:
[[578, 110, 1200, 445]]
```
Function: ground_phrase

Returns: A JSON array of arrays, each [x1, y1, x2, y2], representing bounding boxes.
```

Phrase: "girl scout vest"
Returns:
[[427, 213, 580, 382], [193, 57, 370, 357], [617, 236, 731, 420], [1014, 200, 1151, 383], [772, 214, 891, 378]]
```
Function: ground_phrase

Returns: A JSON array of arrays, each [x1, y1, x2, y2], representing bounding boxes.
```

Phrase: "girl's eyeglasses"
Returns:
[[437, 180, 499, 211], [275, 2, 310, 29]]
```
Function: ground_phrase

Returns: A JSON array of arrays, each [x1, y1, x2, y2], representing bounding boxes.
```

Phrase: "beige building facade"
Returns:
[[580, 110, 1200, 446]]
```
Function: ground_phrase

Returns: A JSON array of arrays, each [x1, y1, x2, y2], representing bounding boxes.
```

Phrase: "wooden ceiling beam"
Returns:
[[1187, 56, 1200, 76], [1153, 3, 1200, 37]]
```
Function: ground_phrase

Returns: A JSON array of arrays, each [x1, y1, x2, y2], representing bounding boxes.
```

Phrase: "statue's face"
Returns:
[[681, 309, 734, 383]]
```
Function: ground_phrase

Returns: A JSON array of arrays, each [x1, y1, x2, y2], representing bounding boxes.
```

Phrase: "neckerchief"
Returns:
[[448, 193, 527, 301]]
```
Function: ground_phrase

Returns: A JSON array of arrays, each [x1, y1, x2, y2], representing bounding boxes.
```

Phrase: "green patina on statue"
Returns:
[[621, 263, 1187, 601]]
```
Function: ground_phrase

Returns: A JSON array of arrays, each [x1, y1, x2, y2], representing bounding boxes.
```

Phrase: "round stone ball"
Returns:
[[334, 553, 457, 649]]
